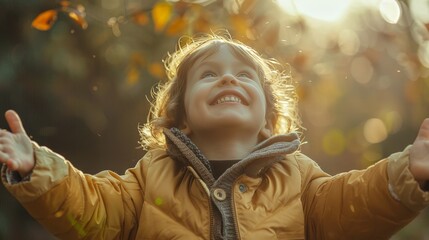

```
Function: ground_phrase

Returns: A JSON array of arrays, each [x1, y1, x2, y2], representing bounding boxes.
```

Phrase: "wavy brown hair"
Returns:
[[139, 33, 301, 150]]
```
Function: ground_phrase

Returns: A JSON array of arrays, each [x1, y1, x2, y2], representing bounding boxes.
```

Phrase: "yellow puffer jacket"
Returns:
[[2, 128, 429, 239]]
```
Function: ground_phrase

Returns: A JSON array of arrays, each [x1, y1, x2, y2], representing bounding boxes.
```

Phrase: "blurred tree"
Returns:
[[1, 0, 429, 239]]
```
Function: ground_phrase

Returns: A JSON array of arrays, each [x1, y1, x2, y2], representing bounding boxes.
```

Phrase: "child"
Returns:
[[1, 33, 429, 240]]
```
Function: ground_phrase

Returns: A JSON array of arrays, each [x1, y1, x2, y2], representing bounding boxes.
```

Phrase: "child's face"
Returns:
[[182, 44, 271, 138]]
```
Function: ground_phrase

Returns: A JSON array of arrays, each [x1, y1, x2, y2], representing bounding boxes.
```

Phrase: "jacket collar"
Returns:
[[163, 128, 300, 186]]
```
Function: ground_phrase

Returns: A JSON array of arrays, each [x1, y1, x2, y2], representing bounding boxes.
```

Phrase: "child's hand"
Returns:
[[0, 110, 34, 178], [409, 118, 429, 188]]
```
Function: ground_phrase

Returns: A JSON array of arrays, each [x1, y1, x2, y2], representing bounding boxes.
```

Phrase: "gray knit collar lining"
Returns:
[[164, 127, 300, 185]]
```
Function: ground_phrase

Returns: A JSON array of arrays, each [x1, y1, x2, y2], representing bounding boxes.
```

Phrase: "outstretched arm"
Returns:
[[1, 110, 144, 239], [410, 118, 429, 190], [0, 110, 34, 178]]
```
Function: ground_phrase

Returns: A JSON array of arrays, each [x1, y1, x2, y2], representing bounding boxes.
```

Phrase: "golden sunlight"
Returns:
[[277, 0, 353, 22]]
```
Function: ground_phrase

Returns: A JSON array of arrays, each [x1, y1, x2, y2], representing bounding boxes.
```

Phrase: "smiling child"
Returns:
[[1, 33, 429, 239]]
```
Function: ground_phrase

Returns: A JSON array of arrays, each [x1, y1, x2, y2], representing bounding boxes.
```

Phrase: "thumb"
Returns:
[[5, 110, 26, 134]]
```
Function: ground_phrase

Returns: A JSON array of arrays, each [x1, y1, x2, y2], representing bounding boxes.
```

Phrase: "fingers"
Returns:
[[0, 146, 19, 171], [0, 151, 12, 169], [415, 118, 429, 141], [5, 110, 26, 134]]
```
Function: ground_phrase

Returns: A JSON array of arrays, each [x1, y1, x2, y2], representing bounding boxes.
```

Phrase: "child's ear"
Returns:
[[180, 121, 192, 135], [259, 118, 273, 139]]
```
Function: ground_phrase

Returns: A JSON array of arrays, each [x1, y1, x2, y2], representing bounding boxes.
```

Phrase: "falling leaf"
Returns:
[[133, 11, 149, 26], [68, 10, 88, 29], [152, 2, 173, 32], [32, 10, 58, 31], [165, 15, 187, 36]]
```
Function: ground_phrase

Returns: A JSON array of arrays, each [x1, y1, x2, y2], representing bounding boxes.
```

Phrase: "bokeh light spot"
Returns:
[[55, 210, 64, 218], [155, 197, 164, 206], [379, 0, 401, 24], [363, 118, 388, 143], [410, 0, 429, 24], [349, 204, 355, 213], [322, 129, 346, 156]]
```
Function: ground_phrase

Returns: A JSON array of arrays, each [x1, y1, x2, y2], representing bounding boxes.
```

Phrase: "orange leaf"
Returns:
[[68, 10, 88, 29], [32, 10, 58, 31], [152, 2, 172, 32], [165, 15, 187, 36], [133, 12, 149, 26]]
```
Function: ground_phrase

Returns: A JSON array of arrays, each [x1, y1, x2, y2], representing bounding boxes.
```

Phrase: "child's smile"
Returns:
[[211, 90, 247, 106], [182, 44, 271, 139]]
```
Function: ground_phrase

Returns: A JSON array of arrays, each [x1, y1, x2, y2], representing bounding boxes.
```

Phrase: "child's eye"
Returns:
[[201, 71, 216, 78], [237, 72, 251, 78]]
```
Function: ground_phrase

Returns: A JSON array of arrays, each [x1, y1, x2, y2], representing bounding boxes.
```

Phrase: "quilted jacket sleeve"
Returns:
[[1, 142, 146, 239], [299, 146, 429, 240]]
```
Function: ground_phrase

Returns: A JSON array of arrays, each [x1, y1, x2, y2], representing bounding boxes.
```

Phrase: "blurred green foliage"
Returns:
[[1, 0, 429, 239]]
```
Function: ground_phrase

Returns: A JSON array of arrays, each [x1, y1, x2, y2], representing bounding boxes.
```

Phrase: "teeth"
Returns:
[[216, 95, 242, 104]]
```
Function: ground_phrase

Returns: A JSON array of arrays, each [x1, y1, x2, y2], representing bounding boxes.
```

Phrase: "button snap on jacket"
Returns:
[[239, 184, 247, 193], [213, 188, 227, 201]]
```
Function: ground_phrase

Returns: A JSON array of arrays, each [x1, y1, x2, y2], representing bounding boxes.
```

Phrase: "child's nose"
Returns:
[[219, 74, 238, 85]]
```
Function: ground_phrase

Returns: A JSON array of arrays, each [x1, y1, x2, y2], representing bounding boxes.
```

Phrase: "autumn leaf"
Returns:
[[152, 2, 173, 32], [67, 10, 88, 29], [32, 10, 58, 31], [165, 15, 187, 36]]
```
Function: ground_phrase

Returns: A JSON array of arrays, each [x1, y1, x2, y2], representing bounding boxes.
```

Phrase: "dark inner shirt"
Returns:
[[209, 160, 240, 179]]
